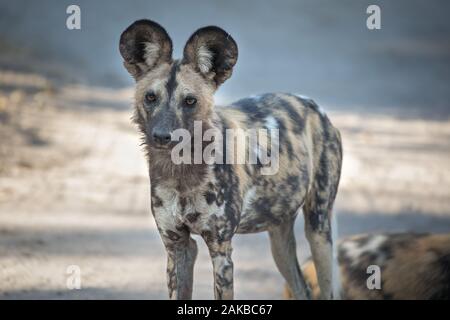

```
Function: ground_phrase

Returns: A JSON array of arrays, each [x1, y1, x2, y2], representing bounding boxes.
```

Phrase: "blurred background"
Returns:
[[0, 0, 449, 299]]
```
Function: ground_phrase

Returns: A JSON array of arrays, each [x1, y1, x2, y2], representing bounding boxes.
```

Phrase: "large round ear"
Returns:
[[119, 19, 173, 80], [182, 26, 238, 87]]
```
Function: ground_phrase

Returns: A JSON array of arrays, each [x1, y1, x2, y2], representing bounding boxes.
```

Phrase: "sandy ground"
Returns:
[[0, 70, 450, 299]]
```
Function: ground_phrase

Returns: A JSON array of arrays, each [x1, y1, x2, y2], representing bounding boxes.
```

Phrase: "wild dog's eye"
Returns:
[[185, 96, 197, 106], [144, 92, 157, 105]]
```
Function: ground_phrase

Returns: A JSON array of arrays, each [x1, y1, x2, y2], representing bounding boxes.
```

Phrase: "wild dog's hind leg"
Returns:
[[303, 206, 338, 300], [269, 218, 311, 299], [303, 137, 342, 299]]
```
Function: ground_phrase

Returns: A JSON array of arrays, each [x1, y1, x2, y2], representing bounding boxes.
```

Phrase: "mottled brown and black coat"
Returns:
[[120, 19, 342, 300]]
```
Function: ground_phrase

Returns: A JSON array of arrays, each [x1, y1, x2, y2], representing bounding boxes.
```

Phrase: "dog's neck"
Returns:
[[147, 149, 210, 194]]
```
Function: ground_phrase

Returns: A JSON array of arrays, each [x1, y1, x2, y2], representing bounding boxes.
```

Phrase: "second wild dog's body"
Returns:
[[285, 233, 450, 300], [120, 20, 342, 300]]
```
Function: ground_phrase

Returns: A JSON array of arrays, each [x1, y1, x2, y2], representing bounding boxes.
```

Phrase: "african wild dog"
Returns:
[[284, 233, 450, 300], [119, 19, 342, 299]]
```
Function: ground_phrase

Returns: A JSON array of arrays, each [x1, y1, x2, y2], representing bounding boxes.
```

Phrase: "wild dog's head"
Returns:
[[119, 20, 238, 151]]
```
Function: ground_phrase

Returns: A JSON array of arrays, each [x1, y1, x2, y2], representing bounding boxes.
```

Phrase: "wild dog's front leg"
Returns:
[[204, 238, 234, 300], [151, 189, 198, 299], [164, 236, 198, 299]]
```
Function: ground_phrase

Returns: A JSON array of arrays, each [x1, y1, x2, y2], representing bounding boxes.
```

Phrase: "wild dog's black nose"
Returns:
[[152, 130, 172, 146]]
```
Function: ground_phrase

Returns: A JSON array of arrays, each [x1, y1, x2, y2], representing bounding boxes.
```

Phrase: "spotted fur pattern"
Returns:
[[120, 20, 342, 300], [284, 233, 450, 300]]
